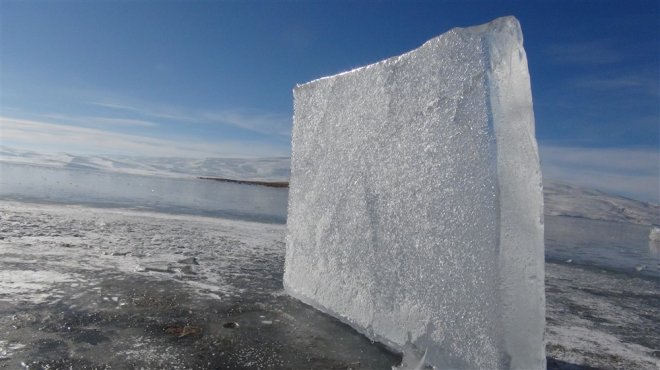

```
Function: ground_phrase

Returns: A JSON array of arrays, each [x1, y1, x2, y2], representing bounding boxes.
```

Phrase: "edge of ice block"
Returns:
[[294, 16, 520, 90], [484, 16, 547, 370]]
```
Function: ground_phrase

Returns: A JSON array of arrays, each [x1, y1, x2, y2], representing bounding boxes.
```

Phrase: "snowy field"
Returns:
[[1, 201, 658, 369]]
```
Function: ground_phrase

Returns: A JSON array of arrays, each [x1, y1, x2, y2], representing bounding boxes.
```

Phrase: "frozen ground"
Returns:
[[0, 201, 658, 369], [0, 201, 397, 369], [545, 264, 658, 369]]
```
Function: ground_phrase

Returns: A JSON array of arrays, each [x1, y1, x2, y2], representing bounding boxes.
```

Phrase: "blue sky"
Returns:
[[1, 1, 658, 201]]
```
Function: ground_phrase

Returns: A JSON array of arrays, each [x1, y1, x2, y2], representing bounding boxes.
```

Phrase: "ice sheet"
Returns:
[[284, 16, 545, 369]]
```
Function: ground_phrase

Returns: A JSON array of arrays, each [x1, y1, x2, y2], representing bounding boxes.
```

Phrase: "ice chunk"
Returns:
[[650, 226, 660, 242], [284, 16, 545, 369]]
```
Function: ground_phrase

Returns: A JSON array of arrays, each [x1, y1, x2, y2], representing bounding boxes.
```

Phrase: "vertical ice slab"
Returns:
[[284, 16, 545, 369]]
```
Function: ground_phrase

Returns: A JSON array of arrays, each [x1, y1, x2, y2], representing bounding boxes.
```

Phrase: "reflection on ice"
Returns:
[[545, 215, 660, 278], [0, 162, 288, 223], [649, 227, 660, 259], [0, 341, 26, 361], [0, 269, 80, 304]]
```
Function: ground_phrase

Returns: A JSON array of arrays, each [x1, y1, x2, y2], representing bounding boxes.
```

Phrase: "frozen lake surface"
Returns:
[[0, 202, 400, 369], [0, 162, 288, 223], [2, 163, 657, 277], [546, 215, 659, 279], [0, 163, 658, 369]]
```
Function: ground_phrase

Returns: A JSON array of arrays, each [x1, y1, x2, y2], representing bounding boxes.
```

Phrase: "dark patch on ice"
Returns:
[[72, 329, 110, 345], [177, 257, 199, 265], [28, 339, 69, 361], [579, 287, 660, 304], [547, 357, 599, 370], [164, 324, 203, 337], [561, 301, 612, 324]]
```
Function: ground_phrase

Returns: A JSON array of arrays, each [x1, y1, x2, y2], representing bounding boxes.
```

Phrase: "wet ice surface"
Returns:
[[0, 201, 398, 369], [545, 263, 659, 369], [545, 215, 660, 279], [0, 201, 658, 369]]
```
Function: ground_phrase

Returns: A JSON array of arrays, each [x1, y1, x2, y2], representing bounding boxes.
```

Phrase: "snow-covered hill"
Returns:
[[0, 147, 290, 181], [544, 181, 658, 226], [2, 147, 657, 226]]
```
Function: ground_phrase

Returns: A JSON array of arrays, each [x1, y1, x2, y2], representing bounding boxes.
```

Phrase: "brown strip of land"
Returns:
[[198, 177, 289, 188]]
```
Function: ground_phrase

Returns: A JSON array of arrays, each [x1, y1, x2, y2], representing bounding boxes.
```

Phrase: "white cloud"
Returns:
[[91, 101, 292, 137], [40, 113, 158, 128], [544, 40, 622, 65], [200, 110, 291, 136], [540, 145, 659, 203], [90, 101, 193, 122], [571, 70, 659, 96], [0, 116, 289, 158]]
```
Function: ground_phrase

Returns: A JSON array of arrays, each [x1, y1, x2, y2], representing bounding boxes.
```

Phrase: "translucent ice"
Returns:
[[284, 16, 545, 369]]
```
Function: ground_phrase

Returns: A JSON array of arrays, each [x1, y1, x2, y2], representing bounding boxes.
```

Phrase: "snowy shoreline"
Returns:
[[1, 200, 658, 369]]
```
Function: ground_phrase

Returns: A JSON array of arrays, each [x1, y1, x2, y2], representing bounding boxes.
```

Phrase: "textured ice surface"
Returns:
[[284, 16, 545, 369]]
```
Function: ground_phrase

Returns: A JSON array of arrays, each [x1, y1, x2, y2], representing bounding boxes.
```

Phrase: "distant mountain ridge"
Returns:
[[544, 181, 658, 226], [2, 147, 657, 226], [0, 147, 291, 181]]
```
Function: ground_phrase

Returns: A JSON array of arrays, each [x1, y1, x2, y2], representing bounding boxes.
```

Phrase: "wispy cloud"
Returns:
[[571, 70, 659, 95], [540, 145, 659, 203], [200, 110, 291, 136], [0, 116, 289, 158], [91, 101, 292, 137], [90, 102, 193, 122], [544, 40, 621, 65], [90, 102, 147, 114], [40, 113, 159, 128]]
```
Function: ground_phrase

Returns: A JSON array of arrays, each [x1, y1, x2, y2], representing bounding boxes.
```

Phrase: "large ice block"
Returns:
[[284, 16, 545, 369]]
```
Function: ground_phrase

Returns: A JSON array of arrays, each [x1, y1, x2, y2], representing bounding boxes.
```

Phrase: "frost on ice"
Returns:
[[284, 16, 545, 369]]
